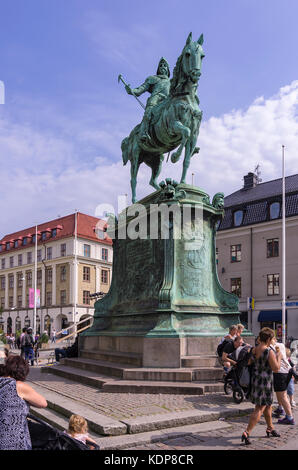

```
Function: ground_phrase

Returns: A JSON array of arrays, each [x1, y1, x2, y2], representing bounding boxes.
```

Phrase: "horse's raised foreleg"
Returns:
[[170, 121, 191, 164]]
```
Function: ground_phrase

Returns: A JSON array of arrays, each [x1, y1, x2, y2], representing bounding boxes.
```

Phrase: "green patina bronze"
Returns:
[[82, 33, 252, 354], [84, 183, 245, 339], [121, 33, 204, 204]]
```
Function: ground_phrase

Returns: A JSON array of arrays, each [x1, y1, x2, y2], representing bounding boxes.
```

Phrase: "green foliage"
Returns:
[[40, 333, 49, 344], [0, 332, 7, 344]]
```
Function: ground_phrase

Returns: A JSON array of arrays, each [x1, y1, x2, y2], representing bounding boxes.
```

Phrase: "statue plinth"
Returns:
[[81, 182, 251, 367]]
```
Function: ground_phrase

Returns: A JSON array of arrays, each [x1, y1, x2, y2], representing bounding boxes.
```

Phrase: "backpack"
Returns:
[[217, 339, 232, 358], [22, 333, 32, 348]]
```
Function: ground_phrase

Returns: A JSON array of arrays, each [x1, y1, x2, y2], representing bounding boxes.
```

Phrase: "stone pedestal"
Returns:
[[81, 182, 252, 367]]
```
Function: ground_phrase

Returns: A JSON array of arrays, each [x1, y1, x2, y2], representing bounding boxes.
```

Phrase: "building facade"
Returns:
[[216, 172, 298, 340], [0, 212, 112, 336]]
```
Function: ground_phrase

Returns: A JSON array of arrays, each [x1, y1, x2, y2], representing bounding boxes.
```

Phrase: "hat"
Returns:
[[157, 57, 170, 77]]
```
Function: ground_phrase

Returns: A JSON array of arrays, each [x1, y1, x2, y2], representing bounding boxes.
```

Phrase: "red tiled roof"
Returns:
[[0, 212, 112, 254]]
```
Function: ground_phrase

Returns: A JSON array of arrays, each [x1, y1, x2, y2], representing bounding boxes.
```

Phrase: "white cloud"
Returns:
[[1, 80, 298, 237]]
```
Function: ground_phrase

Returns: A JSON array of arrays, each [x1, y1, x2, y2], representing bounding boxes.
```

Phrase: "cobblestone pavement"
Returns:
[[28, 366, 246, 420], [128, 396, 298, 450]]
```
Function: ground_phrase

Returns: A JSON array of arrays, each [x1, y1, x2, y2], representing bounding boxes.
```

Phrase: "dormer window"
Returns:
[[52, 228, 57, 238], [6, 242, 11, 251], [269, 202, 280, 220], [22, 237, 28, 246], [14, 240, 18, 248], [41, 232, 47, 241], [233, 210, 243, 227]]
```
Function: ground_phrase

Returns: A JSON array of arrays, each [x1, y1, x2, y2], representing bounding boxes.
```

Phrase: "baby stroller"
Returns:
[[224, 348, 252, 404], [27, 414, 100, 450]]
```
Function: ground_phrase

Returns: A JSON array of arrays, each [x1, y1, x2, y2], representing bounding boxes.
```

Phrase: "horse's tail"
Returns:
[[121, 137, 129, 166]]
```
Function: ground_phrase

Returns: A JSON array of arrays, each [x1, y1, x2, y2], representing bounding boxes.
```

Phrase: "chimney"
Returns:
[[243, 172, 258, 190]]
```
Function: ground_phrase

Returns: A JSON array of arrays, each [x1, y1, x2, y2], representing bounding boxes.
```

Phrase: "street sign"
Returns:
[[247, 297, 255, 310], [285, 301, 298, 307]]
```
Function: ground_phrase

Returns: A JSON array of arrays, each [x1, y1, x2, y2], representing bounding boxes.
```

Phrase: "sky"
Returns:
[[1, 0, 298, 236]]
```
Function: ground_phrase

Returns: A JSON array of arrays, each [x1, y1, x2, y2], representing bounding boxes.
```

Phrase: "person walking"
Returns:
[[271, 338, 295, 425], [241, 327, 282, 445], [0, 355, 47, 450], [51, 329, 56, 344], [21, 328, 35, 366], [20, 327, 27, 358]]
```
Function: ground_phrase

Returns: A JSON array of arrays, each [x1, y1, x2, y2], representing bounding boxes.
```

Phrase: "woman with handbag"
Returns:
[[241, 327, 282, 445]]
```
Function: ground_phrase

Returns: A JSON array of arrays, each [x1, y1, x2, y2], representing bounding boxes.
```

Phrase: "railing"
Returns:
[[55, 315, 94, 343]]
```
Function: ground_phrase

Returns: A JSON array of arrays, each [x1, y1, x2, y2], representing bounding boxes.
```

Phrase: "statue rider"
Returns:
[[125, 57, 170, 142]]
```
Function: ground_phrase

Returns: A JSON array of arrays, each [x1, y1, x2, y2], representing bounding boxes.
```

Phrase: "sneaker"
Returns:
[[273, 408, 285, 417], [277, 417, 295, 425], [291, 401, 296, 409]]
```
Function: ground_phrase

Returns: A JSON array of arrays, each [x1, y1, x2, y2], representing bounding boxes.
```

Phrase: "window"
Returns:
[[37, 270, 42, 285], [83, 290, 90, 305], [83, 266, 90, 282], [17, 295, 22, 308], [46, 291, 52, 306], [8, 275, 14, 289], [233, 210, 243, 227], [0, 297, 4, 308], [46, 268, 52, 284], [60, 243, 66, 257], [32, 234, 36, 244], [52, 228, 57, 238], [15, 316, 21, 331], [102, 248, 108, 261], [41, 232, 47, 241], [47, 247, 52, 260], [6, 242, 10, 251], [9, 256, 14, 268], [1, 259, 5, 269], [231, 244, 241, 262], [60, 290, 66, 305], [0, 277, 5, 289], [270, 202, 280, 220], [84, 244, 91, 257], [267, 238, 279, 258], [267, 274, 280, 296], [60, 266, 66, 282], [37, 249, 42, 262], [26, 271, 32, 287], [18, 254, 22, 266], [27, 252, 32, 264], [14, 240, 18, 248], [0, 245, 2, 252], [17, 273, 23, 288], [101, 269, 108, 284], [22, 237, 27, 246], [26, 294, 29, 307], [231, 278, 241, 297], [9, 296, 13, 308]]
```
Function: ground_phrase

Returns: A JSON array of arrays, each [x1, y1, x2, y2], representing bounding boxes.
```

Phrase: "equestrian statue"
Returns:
[[120, 32, 205, 203]]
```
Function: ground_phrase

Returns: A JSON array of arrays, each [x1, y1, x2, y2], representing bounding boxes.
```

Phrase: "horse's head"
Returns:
[[181, 32, 205, 83]]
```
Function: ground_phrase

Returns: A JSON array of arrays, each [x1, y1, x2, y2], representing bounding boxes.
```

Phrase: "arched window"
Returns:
[[270, 202, 280, 220], [24, 316, 30, 328], [36, 315, 41, 335], [233, 210, 243, 227], [7, 317, 12, 334], [44, 315, 51, 336], [15, 316, 21, 333], [0, 315, 4, 333]]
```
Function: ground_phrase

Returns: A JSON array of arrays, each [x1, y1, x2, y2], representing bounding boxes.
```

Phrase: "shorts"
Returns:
[[273, 373, 289, 392]]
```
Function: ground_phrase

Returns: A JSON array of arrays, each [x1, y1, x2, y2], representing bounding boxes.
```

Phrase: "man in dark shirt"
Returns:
[[54, 337, 78, 363], [222, 336, 244, 370]]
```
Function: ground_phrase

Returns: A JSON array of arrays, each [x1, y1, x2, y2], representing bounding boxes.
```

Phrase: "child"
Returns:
[[286, 348, 297, 408], [66, 414, 97, 449]]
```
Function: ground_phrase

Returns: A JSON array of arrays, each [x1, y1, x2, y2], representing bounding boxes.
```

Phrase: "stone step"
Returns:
[[80, 349, 142, 367], [181, 355, 220, 368], [102, 380, 224, 394], [41, 364, 117, 389], [28, 383, 127, 436], [41, 363, 224, 394], [56, 357, 224, 383]]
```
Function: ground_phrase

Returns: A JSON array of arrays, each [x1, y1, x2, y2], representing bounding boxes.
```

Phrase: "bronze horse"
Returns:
[[121, 32, 205, 203]]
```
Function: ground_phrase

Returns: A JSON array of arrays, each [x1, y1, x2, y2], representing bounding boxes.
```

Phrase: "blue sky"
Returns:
[[1, 0, 298, 235]]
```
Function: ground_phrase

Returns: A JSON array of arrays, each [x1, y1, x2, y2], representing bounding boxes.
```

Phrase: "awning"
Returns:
[[258, 310, 287, 322]]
